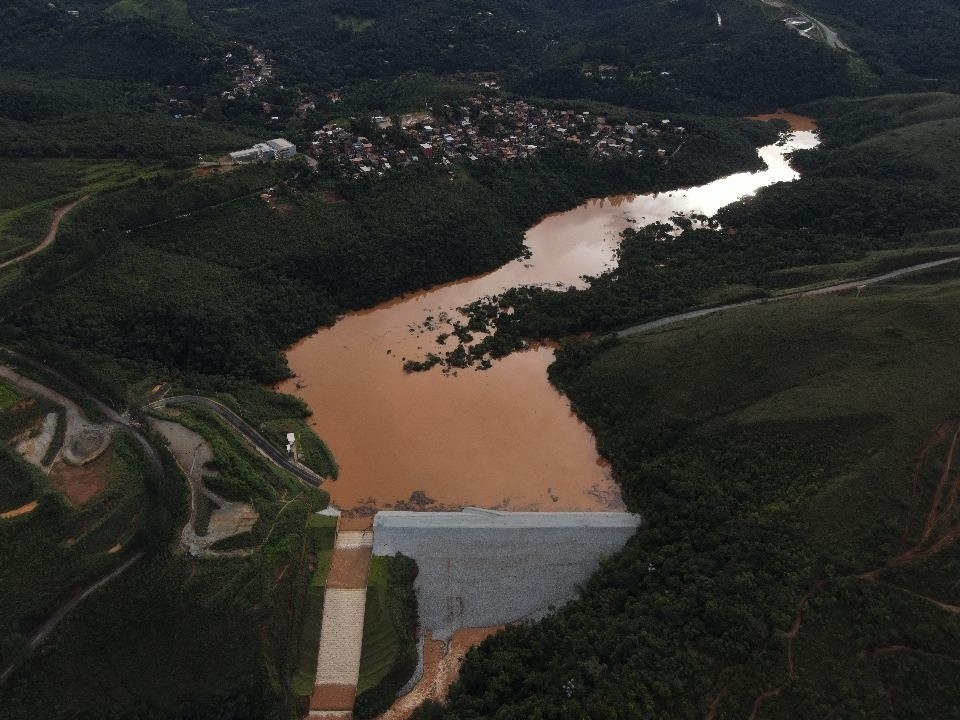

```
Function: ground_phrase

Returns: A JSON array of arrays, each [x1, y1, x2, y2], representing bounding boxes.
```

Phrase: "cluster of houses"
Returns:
[[221, 45, 274, 101], [308, 96, 686, 177], [229, 138, 297, 164]]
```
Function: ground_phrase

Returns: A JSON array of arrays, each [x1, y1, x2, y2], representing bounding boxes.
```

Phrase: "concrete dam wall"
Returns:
[[373, 508, 643, 640]]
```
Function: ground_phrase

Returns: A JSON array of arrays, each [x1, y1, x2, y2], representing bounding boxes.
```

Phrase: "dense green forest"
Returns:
[[798, 0, 960, 90], [3, 0, 960, 160], [420, 260, 960, 719]]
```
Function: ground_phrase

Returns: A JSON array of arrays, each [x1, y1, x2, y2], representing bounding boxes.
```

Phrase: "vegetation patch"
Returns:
[[106, 0, 191, 27], [0, 433, 154, 666], [291, 513, 339, 696], [356, 554, 419, 718], [334, 15, 374, 33], [0, 380, 22, 411]]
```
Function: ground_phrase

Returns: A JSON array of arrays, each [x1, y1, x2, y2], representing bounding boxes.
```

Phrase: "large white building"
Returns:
[[229, 138, 297, 163], [266, 138, 297, 158]]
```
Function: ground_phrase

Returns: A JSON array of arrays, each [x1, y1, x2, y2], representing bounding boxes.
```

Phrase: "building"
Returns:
[[229, 138, 297, 163], [266, 138, 297, 158]]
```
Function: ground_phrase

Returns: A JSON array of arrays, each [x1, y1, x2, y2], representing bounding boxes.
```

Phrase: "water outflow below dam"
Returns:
[[278, 117, 820, 515]]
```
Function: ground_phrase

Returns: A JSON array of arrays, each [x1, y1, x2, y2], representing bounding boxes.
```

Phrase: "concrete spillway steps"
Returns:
[[310, 527, 374, 716], [315, 589, 368, 686], [334, 530, 374, 550]]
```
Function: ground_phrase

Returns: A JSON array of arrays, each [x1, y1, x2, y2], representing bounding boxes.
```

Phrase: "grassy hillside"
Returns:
[[428, 264, 960, 719], [796, 0, 960, 89], [356, 554, 419, 719], [0, 159, 159, 263], [1, 401, 330, 718]]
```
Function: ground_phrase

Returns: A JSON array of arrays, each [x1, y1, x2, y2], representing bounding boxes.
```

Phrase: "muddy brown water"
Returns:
[[278, 124, 820, 515], [748, 110, 819, 132]]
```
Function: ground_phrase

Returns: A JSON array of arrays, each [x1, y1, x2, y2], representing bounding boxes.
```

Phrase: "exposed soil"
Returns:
[[13, 412, 58, 468], [0, 196, 88, 271], [730, 419, 960, 719], [191, 163, 241, 178], [893, 420, 960, 566], [703, 667, 736, 720], [747, 110, 820, 132], [0, 500, 39, 519], [147, 416, 259, 556], [326, 546, 373, 589], [0, 364, 113, 466], [310, 683, 357, 711], [50, 447, 114, 505], [377, 627, 502, 720], [744, 582, 825, 720]]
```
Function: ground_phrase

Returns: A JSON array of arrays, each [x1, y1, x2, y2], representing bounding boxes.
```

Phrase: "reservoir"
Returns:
[[277, 119, 819, 517]]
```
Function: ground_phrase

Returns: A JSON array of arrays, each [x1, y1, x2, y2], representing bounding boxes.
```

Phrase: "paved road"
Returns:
[[617, 256, 960, 338], [0, 196, 89, 271], [149, 395, 325, 487], [803, 11, 852, 52]]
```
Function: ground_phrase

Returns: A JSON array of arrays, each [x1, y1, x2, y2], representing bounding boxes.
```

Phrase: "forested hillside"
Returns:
[[798, 0, 960, 90], [0, 0, 859, 161], [423, 256, 960, 720]]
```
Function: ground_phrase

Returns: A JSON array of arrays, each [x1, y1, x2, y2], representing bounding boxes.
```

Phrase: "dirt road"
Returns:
[[0, 363, 112, 465], [0, 196, 88, 272]]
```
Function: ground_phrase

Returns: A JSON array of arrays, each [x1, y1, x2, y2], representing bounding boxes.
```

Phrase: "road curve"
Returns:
[[0, 195, 89, 272], [148, 395, 326, 487], [0, 350, 164, 477], [617, 256, 960, 338]]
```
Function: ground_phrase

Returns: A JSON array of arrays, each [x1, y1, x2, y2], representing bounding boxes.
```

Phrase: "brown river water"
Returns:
[[277, 120, 819, 516]]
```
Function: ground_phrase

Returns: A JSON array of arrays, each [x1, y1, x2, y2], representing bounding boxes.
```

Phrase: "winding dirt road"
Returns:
[[0, 195, 88, 272]]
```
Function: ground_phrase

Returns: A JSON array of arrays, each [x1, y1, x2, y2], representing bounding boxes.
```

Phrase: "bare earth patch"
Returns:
[[378, 627, 502, 720], [50, 448, 114, 505], [0, 500, 39, 519], [14, 412, 58, 468], [147, 416, 260, 556]]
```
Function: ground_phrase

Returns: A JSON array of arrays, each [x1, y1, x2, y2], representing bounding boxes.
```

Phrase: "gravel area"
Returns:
[[373, 508, 642, 640]]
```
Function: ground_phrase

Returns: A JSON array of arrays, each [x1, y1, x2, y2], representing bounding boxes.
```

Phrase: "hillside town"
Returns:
[[308, 96, 686, 177]]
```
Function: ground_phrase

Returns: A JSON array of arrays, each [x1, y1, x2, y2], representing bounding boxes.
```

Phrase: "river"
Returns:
[[277, 116, 819, 518]]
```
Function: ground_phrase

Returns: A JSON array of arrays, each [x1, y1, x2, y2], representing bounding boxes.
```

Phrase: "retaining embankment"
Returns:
[[373, 508, 643, 640]]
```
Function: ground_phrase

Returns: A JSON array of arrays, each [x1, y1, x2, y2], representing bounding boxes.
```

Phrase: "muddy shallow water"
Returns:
[[278, 125, 819, 515]]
